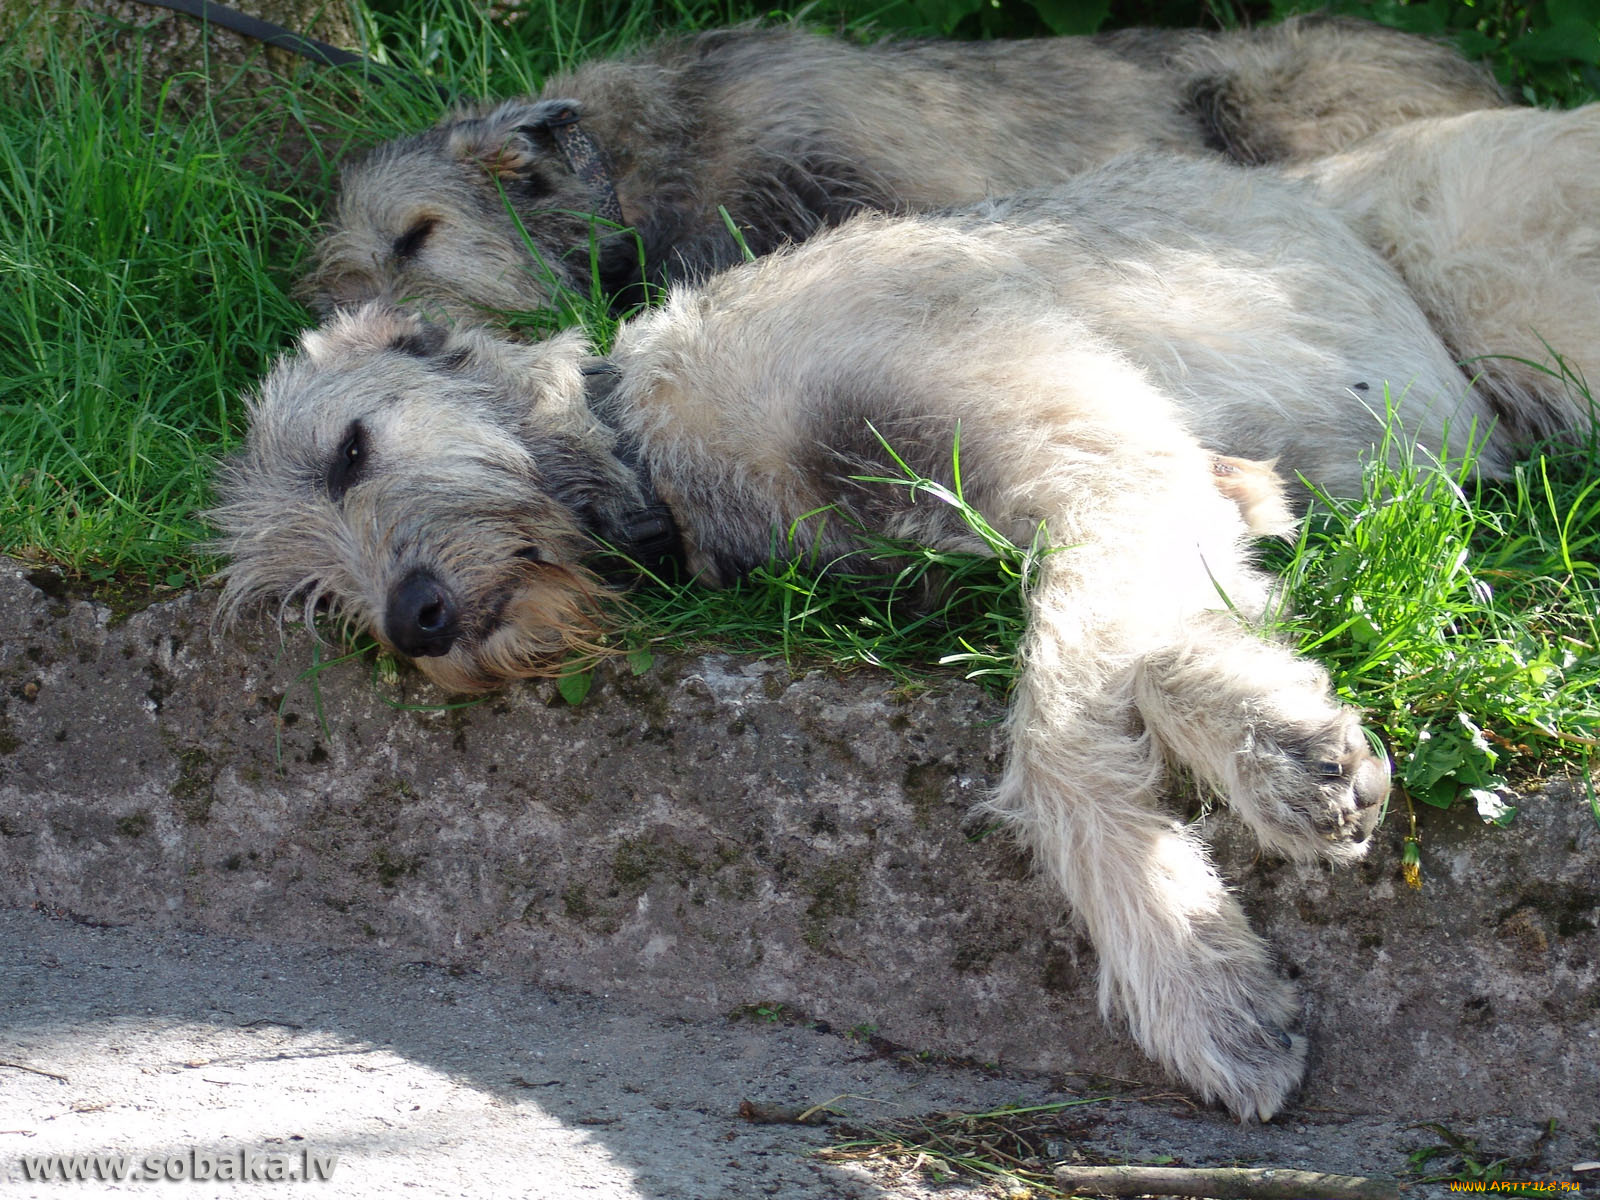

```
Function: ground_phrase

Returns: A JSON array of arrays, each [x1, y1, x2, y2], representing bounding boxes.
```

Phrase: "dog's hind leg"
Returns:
[[1298, 105, 1600, 447]]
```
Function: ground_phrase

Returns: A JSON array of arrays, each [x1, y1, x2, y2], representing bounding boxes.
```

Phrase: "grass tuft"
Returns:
[[817, 1097, 1118, 1196], [0, 19, 314, 585], [1267, 394, 1600, 816]]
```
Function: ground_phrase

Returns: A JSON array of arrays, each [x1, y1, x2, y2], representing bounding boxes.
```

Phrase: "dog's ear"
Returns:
[[514, 98, 587, 132], [299, 305, 430, 366], [445, 99, 584, 179], [384, 320, 454, 361]]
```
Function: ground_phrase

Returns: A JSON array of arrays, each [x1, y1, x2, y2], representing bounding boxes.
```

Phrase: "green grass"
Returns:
[[0, 20, 311, 585], [1270, 407, 1600, 820], [604, 408, 1600, 822], [1, 2, 1598, 830]]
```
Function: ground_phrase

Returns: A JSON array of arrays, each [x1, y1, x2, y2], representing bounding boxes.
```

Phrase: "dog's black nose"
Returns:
[[385, 570, 460, 658]]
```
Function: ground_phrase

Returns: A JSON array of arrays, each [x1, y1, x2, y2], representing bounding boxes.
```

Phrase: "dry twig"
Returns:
[[0, 1060, 68, 1083], [738, 1097, 837, 1125], [1052, 1163, 1400, 1200]]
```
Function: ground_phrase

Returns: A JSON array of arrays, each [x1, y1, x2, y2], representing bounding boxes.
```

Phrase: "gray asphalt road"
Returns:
[[3, 906, 1020, 1198], [3, 907, 1588, 1199]]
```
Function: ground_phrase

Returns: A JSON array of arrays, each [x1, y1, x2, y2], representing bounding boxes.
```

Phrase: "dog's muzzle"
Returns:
[[385, 569, 461, 658]]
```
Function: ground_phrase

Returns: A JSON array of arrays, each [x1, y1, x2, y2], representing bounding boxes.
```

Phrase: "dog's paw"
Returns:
[[1128, 638, 1388, 863], [1180, 984, 1308, 1122], [1118, 937, 1308, 1122], [1227, 712, 1390, 864]]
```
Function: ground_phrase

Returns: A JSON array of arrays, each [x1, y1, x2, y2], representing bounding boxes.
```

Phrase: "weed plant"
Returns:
[[1269, 399, 1600, 817]]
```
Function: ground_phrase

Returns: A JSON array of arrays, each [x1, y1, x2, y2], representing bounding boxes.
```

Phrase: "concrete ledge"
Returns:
[[2, 556, 1596, 1128]]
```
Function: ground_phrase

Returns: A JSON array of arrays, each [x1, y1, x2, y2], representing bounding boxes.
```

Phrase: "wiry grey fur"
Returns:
[[303, 17, 1506, 319], [1296, 103, 1600, 440], [211, 152, 1595, 1119]]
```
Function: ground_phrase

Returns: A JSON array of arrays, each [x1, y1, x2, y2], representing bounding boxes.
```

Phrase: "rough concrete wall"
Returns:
[[1, 556, 1596, 1125]]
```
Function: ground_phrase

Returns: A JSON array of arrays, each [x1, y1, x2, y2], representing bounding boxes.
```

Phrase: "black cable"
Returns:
[[127, 0, 454, 100]]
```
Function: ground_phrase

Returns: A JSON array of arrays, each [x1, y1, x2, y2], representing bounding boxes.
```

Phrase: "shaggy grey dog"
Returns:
[[1296, 103, 1600, 433], [303, 17, 1506, 318], [213, 153, 1581, 1119]]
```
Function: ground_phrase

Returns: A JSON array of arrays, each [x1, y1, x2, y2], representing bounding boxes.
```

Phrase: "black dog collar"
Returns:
[[581, 360, 683, 580]]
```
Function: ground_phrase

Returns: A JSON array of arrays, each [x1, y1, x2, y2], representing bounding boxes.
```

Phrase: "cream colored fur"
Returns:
[[1299, 104, 1600, 441]]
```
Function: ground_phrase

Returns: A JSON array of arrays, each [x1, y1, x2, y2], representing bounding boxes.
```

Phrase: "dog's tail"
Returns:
[[1183, 14, 1508, 166]]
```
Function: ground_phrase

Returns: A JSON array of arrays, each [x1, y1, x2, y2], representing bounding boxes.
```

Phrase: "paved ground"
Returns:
[[2, 907, 1592, 1199]]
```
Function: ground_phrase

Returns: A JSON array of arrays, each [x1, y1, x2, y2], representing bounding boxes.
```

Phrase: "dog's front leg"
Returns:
[[982, 486, 1312, 1122], [995, 633, 1306, 1119]]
